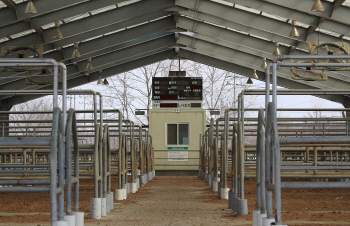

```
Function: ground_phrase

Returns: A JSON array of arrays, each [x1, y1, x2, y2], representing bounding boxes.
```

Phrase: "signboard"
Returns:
[[152, 77, 202, 101], [168, 151, 188, 161], [152, 100, 202, 109]]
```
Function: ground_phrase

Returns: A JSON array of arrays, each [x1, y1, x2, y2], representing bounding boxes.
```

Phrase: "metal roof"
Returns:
[[1, 0, 350, 109]]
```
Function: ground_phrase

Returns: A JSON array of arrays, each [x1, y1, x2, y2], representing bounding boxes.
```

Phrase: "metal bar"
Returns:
[[281, 182, 350, 189], [0, 187, 51, 192], [280, 137, 350, 144]]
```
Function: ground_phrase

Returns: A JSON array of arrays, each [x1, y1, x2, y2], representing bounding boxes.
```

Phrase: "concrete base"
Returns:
[[123, 188, 127, 200], [56, 221, 68, 226], [205, 173, 208, 181], [220, 187, 229, 199], [152, 170, 155, 178], [257, 213, 267, 226], [101, 197, 107, 217], [207, 175, 211, 186], [200, 171, 205, 180], [253, 210, 260, 226], [212, 180, 218, 192], [124, 183, 131, 194], [218, 183, 221, 196], [110, 192, 114, 210], [90, 198, 101, 219], [115, 189, 124, 200], [72, 212, 84, 226], [148, 172, 153, 181], [228, 191, 237, 210], [63, 215, 75, 226], [135, 178, 140, 189], [262, 217, 275, 226], [106, 194, 111, 213], [236, 199, 248, 216], [131, 183, 138, 193], [141, 175, 147, 186]]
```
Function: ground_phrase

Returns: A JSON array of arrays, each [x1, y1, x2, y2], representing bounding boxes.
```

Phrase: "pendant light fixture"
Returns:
[[97, 76, 103, 85], [273, 42, 282, 56], [103, 78, 109, 85], [71, 42, 81, 58], [52, 21, 63, 39], [252, 69, 258, 79], [24, 1, 37, 13], [86, 57, 94, 70], [311, 0, 325, 12], [247, 78, 253, 84], [261, 57, 268, 69], [289, 20, 300, 37]]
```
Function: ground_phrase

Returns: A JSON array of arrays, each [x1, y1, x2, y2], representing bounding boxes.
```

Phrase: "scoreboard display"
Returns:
[[152, 77, 203, 101]]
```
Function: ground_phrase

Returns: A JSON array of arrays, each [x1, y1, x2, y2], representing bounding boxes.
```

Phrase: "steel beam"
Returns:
[[177, 49, 345, 104], [175, 0, 350, 49], [6, 50, 176, 106], [0, 34, 175, 93], [177, 34, 350, 91], [2, 0, 174, 47], [228, 0, 350, 38]]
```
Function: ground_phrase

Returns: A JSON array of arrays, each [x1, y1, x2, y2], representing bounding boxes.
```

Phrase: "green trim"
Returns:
[[167, 147, 188, 150]]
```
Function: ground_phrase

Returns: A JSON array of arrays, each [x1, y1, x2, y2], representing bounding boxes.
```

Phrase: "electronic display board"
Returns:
[[152, 77, 202, 101]]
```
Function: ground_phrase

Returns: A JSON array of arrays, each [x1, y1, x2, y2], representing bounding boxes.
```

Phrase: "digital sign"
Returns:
[[152, 77, 203, 101]]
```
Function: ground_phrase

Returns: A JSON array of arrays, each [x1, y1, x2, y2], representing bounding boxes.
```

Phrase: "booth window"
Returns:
[[167, 123, 189, 145]]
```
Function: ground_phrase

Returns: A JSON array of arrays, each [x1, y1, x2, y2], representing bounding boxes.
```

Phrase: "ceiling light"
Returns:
[[311, 0, 325, 12], [86, 57, 93, 70], [52, 21, 63, 39], [247, 78, 253, 84], [273, 42, 282, 56], [71, 42, 81, 58], [252, 69, 258, 79], [289, 20, 300, 37], [103, 78, 109, 85], [25, 1, 37, 13], [261, 57, 267, 69], [97, 76, 103, 85]]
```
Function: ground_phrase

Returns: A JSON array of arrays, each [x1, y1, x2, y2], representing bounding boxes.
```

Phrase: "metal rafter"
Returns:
[[176, 0, 350, 50], [2, 0, 173, 47], [5, 50, 176, 106], [0, 34, 176, 92], [228, 0, 350, 38], [176, 34, 350, 90], [178, 49, 346, 104]]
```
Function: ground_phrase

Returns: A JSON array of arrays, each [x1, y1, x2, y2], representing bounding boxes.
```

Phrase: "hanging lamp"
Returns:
[[52, 21, 63, 39], [311, 0, 325, 12], [252, 69, 258, 79], [247, 78, 253, 84], [289, 20, 300, 37], [71, 42, 81, 58], [86, 57, 93, 70], [25, 1, 37, 13], [103, 78, 109, 85], [97, 76, 103, 85], [273, 42, 282, 56]]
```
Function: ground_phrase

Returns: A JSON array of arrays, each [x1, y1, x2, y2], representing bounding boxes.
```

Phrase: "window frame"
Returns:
[[165, 122, 190, 147]]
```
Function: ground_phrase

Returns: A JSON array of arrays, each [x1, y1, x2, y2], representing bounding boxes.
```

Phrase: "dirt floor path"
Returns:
[[91, 176, 251, 226], [2, 176, 350, 225]]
